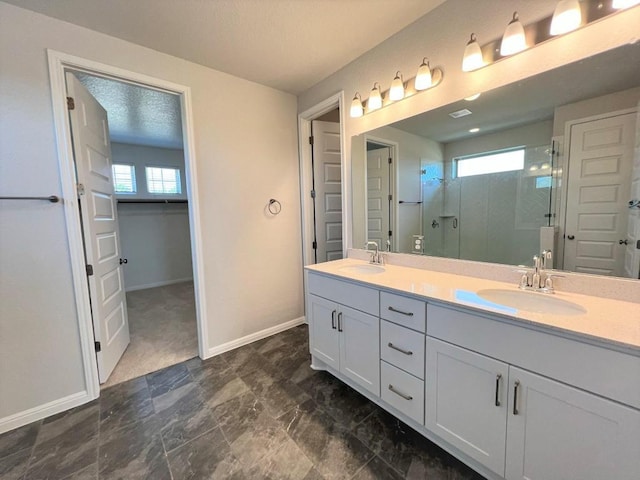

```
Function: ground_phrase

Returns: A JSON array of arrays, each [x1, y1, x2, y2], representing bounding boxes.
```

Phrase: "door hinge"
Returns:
[[312, 241, 318, 250], [86, 264, 94, 276], [637, 240, 640, 250], [388, 157, 392, 164], [389, 230, 393, 237], [94, 341, 101, 352], [310, 190, 316, 198], [77, 183, 85, 196], [309, 136, 314, 145], [67, 96, 75, 110], [388, 194, 393, 201]]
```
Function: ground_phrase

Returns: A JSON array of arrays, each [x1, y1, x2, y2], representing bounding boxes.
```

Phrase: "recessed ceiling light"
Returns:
[[464, 93, 481, 101], [469, 127, 480, 133], [449, 108, 472, 119], [529, 165, 539, 171]]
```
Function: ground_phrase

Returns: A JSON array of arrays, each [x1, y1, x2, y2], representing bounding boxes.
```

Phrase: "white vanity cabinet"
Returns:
[[307, 273, 380, 395], [426, 304, 640, 480]]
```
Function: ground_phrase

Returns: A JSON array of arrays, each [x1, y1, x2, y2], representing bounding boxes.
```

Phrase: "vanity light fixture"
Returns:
[[550, 0, 582, 35], [350, 93, 364, 118], [368, 83, 383, 111], [612, 0, 640, 7], [462, 33, 484, 72], [414, 58, 433, 91], [389, 71, 405, 101], [500, 12, 527, 56]]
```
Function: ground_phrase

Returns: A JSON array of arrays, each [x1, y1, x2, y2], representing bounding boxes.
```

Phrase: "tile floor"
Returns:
[[0, 325, 486, 480]]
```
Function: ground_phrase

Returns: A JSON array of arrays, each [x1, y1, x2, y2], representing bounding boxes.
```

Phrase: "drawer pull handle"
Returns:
[[513, 380, 520, 415], [388, 306, 414, 316], [331, 310, 337, 329], [388, 384, 413, 401], [388, 342, 413, 356], [337, 312, 343, 332], [495, 374, 502, 407]]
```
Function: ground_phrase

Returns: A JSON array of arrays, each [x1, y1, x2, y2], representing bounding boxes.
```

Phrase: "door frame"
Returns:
[[47, 49, 208, 398], [363, 135, 399, 252], [558, 107, 637, 271], [298, 92, 348, 267]]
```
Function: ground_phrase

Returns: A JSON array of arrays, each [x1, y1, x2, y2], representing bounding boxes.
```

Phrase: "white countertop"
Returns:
[[306, 258, 640, 354]]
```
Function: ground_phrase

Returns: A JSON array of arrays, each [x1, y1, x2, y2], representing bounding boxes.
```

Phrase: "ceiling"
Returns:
[[391, 43, 640, 144], [74, 72, 184, 149], [6, 0, 446, 94]]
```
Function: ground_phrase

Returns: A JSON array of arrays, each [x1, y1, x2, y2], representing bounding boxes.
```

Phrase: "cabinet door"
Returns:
[[426, 337, 509, 477], [308, 294, 340, 370], [506, 367, 640, 480], [339, 304, 380, 396]]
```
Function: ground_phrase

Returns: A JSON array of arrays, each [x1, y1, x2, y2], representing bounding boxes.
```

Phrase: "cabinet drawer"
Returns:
[[307, 272, 379, 316], [380, 320, 425, 379], [381, 361, 424, 424], [380, 291, 426, 332]]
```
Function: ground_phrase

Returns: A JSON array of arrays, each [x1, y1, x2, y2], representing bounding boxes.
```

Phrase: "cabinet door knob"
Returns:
[[337, 312, 343, 332], [331, 310, 337, 329], [567, 235, 575, 240], [119, 258, 128, 264], [619, 239, 629, 245], [513, 380, 520, 415], [495, 374, 502, 407]]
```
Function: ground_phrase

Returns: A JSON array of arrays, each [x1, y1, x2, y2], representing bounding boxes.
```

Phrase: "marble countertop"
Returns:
[[306, 258, 640, 354]]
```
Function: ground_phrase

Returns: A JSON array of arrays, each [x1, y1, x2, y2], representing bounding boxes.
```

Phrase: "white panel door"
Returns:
[[366, 146, 391, 250], [308, 294, 340, 370], [339, 305, 380, 396], [312, 120, 342, 263], [66, 72, 130, 384], [425, 337, 509, 477], [564, 112, 636, 276], [505, 367, 640, 480], [624, 106, 640, 278]]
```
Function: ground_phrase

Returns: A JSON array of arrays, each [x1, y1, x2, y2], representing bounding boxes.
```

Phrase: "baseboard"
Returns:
[[125, 277, 193, 292], [0, 390, 93, 435], [204, 316, 306, 358]]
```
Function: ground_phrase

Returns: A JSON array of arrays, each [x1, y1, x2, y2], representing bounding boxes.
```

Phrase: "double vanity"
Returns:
[[305, 256, 640, 480]]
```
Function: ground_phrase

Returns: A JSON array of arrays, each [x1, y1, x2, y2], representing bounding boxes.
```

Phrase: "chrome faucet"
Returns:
[[365, 241, 384, 265], [518, 249, 560, 293]]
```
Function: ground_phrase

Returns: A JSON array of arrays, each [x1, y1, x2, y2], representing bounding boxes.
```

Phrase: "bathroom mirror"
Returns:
[[352, 43, 640, 279]]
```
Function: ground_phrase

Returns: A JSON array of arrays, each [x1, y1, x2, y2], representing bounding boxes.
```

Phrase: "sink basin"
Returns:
[[338, 264, 385, 275], [477, 289, 586, 316]]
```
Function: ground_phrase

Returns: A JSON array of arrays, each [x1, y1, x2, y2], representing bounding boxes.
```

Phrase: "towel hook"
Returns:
[[268, 198, 282, 215]]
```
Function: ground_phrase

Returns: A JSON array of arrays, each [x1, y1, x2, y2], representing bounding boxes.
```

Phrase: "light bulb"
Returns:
[[414, 58, 433, 91], [550, 0, 582, 35], [500, 12, 527, 56], [350, 93, 363, 118], [389, 72, 405, 101], [462, 33, 484, 72], [612, 0, 640, 7], [368, 83, 382, 111]]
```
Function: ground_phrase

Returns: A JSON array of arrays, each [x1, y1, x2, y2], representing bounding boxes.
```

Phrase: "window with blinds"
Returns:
[[145, 166, 181, 194], [112, 164, 136, 193]]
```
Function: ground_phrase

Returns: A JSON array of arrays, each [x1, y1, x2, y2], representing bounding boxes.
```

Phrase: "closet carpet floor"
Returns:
[[0, 325, 486, 480], [103, 281, 198, 388]]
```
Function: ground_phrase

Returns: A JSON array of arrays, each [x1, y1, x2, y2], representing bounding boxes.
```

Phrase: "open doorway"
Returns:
[[298, 93, 347, 266], [66, 71, 198, 388]]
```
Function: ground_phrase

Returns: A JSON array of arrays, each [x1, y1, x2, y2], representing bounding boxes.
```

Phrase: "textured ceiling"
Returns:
[[74, 73, 184, 149], [6, 0, 446, 94], [392, 43, 640, 143]]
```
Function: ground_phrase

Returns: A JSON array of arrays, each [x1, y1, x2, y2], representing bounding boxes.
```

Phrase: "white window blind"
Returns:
[[112, 164, 136, 193], [146, 166, 181, 194]]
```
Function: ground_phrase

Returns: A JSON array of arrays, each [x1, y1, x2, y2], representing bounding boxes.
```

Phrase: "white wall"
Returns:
[[111, 143, 193, 290], [0, 2, 302, 428]]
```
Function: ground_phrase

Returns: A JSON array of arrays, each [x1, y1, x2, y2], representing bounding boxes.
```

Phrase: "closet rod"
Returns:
[[0, 195, 60, 203], [117, 199, 188, 204]]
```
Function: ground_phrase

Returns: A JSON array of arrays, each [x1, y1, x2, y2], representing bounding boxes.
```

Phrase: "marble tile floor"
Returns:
[[0, 324, 486, 480]]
